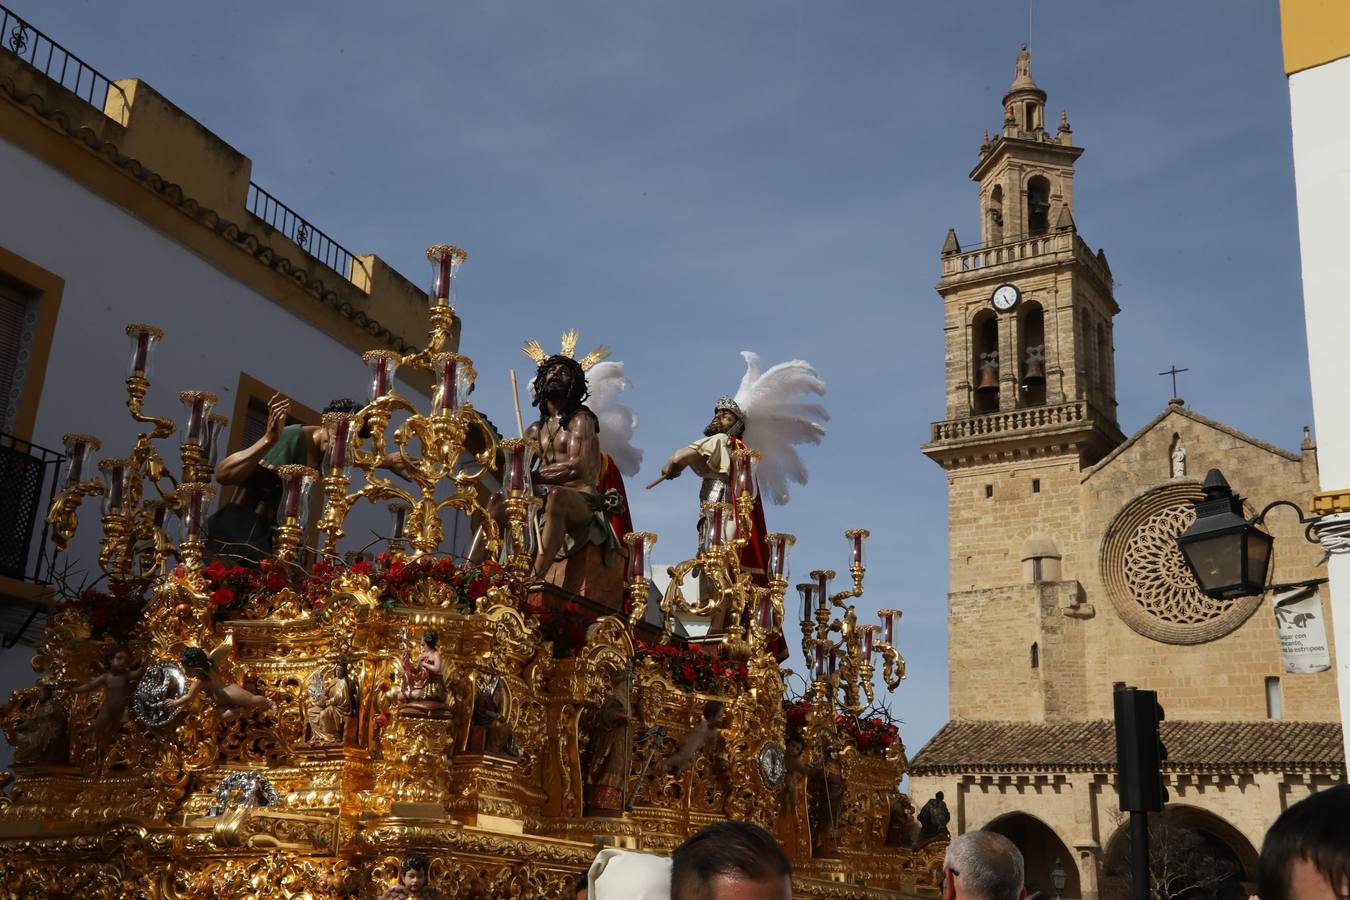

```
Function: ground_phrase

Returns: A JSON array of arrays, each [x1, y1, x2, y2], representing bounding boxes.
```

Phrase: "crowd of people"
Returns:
[[558, 784, 1347, 900]]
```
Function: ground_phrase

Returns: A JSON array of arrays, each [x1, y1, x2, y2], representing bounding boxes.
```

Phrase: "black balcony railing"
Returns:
[[246, 183, 369, 286], [0, 3, 127, 118], [0, 432, 62, 587]]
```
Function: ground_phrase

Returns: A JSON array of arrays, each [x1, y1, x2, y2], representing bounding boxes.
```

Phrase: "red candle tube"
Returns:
[[186, 492, 203, 539], [374, 356, 391, 398], [862, 626, 876, 659], [707, 509, 724, 548], [881, 612, 895, 646], [850, 532, 866, 567], [815, 571, 832, 611], [107, 465, 125, 511], [626, 537, 646, 582], [507, 442, 527, 493], [329, 418, 351, 472], [437, 255, 452, 302], [285, 473, 302, 519], [434, 356, 461, 414], [813, 643, 827, 677], [188, 397, 206, 444], [131, 331, 150, 375]]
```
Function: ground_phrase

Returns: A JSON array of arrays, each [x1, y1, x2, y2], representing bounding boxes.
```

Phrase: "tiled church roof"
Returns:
[[909, 719, 1345, 775]]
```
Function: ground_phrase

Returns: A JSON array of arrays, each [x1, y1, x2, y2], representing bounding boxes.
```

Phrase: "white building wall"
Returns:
[[0, 133, 479, 599], [1287, 54, 1350, 759]]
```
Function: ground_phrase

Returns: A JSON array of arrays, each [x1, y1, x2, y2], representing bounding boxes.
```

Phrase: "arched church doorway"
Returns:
[[1101, 806, 1256, 900], [985, 812, 1081, 899]]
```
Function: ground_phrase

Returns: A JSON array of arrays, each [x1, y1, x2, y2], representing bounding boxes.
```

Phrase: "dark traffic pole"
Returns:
[[1114, 683, 1167, 900]]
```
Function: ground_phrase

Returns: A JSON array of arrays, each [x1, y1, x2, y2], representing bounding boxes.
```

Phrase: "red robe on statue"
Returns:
[[598, 453, 633, 545]]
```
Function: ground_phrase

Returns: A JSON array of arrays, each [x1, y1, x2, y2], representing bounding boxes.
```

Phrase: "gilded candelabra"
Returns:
[[795, 529, 905, 731], [45, 324, 228, 586], [311, 246, 517, 573]]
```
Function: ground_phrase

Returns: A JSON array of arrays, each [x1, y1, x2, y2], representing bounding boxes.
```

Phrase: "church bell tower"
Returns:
[[923, 48, 1125, 594]]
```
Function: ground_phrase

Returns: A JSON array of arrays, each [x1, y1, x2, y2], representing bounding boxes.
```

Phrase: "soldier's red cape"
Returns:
[[729, 435, 770, 587]]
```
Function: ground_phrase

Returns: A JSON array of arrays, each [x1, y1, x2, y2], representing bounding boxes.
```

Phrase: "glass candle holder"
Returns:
[[719, 503, 739, 543], [624, 532, 656, 582], [813, 642, 828, 679], [731, 448, 761, 501], [178, 482, 213, 542], [363, 350, 400, 401], [757, 594, 775, 630], [796, 583, 817, 624], [426, 244, 468, 308], [61, 434, 100, 488], [766, 533, 794, 582], [702, 502, 725, 551], [879, 609, 900, 646], [431, 353, 473, 416], [99, 458, 134, 515], [125, 324, 163, 378], [845, 528, 870, 569], [389, 502, 410, 545], [862, 625, 877, 659], [322, 412, 356, 476], [178, 391, 218, 447], [500, 438, 534, 497], [275, 465, 318, 525], [204, 415, 228, 468]]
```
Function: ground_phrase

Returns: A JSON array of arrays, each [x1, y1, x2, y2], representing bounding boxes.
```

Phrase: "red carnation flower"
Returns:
[[266, 571, 289, 592], [210, 588, 235, 606], [351, 560, 373, 576], [205, 560, 227, 582], [679, 665, 697, 683]]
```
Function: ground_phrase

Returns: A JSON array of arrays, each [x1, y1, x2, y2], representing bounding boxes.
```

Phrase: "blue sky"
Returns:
[[26, 1, 1311, 753]]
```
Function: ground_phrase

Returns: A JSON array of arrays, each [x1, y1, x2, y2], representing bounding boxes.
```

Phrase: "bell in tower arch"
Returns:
[[976, 351, 1000, 392], [1022, 345, 1046, 385]]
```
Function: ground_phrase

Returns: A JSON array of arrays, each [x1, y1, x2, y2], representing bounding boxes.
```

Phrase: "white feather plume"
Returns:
[[733, 351, 828, 505], [587, 361, 643, 477]]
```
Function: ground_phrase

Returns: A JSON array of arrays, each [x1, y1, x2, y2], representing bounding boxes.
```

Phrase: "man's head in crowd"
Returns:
[[943, 831, 1028, 900], [671, 820, 792, 900], [1259, 785, 1350, 900]]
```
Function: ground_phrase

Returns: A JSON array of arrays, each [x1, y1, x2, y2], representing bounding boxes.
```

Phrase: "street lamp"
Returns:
[[1051, 858, 1067, 900], [1175, 469, 1274, 599]]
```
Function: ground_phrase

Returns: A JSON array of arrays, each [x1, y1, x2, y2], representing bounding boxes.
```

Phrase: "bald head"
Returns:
[[943, 831, 1028, 900]]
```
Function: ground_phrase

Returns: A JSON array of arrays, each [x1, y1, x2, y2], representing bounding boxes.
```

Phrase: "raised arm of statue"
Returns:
[[216, 394, 289, 486]]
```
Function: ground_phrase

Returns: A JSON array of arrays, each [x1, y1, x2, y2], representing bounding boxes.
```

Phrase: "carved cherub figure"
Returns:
[[72, 643, 145, 738], [662, 700, 728, 775], [380, 854, 441, 900], [165, 642, 274, 724]]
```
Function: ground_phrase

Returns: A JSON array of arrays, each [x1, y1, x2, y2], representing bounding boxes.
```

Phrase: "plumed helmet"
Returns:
[[714, 396, 746, 436]]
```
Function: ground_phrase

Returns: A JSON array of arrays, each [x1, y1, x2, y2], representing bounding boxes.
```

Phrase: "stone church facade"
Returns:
[[908, 50, 1345, 900]]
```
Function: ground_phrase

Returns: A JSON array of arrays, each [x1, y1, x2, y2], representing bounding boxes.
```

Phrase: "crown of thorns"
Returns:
[[521, 330, 610, 372]]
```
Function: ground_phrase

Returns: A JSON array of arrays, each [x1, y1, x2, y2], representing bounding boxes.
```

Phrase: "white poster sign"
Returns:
[[1272, 587, 1331, 674]]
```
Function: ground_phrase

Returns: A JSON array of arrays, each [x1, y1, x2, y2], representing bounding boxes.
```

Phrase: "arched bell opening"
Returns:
[[1019, 301, 1047, 407], [972, 311, 1000, 413], [988, 185, 1005, 245], [1027, 175, 1051, 237]]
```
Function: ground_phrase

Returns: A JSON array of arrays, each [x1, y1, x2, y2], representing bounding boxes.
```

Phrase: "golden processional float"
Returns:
[[0, 245, 947, 898]]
